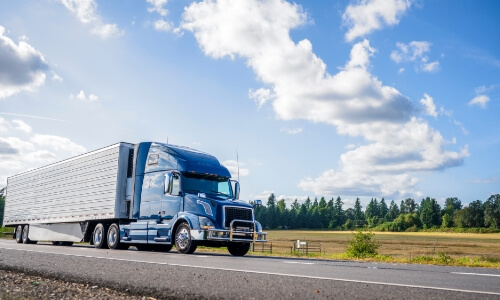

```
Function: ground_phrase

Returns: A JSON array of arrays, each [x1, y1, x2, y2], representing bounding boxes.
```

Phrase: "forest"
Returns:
[[253, 193, 500, 232]]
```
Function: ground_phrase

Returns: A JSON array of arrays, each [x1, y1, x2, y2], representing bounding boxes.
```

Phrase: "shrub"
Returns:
[[346, 231, 380, 258]]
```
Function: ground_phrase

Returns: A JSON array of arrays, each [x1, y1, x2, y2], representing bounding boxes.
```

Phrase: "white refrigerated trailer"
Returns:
[[3, 143, 133, 245]]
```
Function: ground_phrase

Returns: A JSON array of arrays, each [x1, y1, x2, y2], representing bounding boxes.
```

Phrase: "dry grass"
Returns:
[[249, 230, 500, 268]]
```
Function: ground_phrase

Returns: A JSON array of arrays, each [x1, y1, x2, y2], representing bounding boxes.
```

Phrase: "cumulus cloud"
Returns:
[[222, 160, 250, 178], [468, 95, 490, 108], [0, 26, 49, 99], [249, 88, 273, 109], [31, 134, 86, 155], [57, 0, 123, 38], [0, 119, 87, 186], [181, 0, 467, 198], [70, 90, 99, 102], [147, 0, 169, 16], [420, 93, 437, 117], [153, 19, 173, 32], [391, 41, 440, 73], [343, 0, 412, 42], [12, 119, 32, 133]]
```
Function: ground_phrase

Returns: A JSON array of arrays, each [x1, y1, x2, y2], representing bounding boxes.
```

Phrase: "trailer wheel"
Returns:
[[107, 223, 129, 250], [22, 225, 36, 244], [174, 222, 197, 254], [227, 242, 250, 256], [15, 225, 23, 243], [93, 223, 108, 249]]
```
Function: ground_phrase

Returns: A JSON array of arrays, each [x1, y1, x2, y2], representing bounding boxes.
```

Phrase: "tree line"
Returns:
[[253, 194, 500, 231]]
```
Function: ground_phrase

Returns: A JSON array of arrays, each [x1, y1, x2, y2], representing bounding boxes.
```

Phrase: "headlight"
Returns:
[[199, 216, 215, 230]]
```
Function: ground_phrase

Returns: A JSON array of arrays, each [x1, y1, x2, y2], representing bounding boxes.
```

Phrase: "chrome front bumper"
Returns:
[[207, 219, 267, 243]]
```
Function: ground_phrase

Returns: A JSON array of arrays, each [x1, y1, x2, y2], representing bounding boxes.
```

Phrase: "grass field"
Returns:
[[246, 230, 500, 268], [264, 230, 500, 258]]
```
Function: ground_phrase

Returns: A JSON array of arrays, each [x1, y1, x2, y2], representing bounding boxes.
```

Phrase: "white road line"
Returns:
[[283, 261, 315, 265], [452, 272, 500, 277], [2, 246, 500, 297]]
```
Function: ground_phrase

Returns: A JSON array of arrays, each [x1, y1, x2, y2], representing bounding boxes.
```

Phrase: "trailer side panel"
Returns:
[[3, 143, 133, 225]]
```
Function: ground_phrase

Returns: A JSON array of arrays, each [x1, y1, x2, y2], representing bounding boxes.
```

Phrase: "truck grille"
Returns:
[[224, 206, 253, 228]]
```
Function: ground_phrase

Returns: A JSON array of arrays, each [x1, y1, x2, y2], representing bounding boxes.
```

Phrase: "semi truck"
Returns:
[[3, 142, 266, 256]]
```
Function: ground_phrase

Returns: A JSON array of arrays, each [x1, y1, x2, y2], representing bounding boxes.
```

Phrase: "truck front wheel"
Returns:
[[227, 242, 250, 256], [93, 223, 108, 249], [175, 223, 197, 254]]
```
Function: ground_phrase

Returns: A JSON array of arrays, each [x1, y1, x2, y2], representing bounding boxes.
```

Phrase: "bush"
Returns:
[[346, 231, 380, 258]]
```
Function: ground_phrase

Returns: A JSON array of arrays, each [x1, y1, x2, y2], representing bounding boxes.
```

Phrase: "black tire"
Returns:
[[227, 242, 251, 256], [93, 223, 108, 249], [62, 242, 74, 246], [22, 225, 36, 244], [15, 225, 23, 243], [107, 223, 125, 250], [174, 222, 197, 254]]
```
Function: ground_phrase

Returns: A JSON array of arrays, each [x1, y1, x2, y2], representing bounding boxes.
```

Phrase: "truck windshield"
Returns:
[[182, 173, 232, 199]]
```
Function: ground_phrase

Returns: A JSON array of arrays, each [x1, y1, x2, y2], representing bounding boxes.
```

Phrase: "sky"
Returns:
[[0, 0, 499, 209]]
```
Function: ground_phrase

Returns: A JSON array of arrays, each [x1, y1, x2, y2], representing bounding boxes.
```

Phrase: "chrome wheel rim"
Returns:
[[16, 226, 22, 241], [176, 228, 189, 250], [108, 228, 117, 246], [94, 228, 103, 245]]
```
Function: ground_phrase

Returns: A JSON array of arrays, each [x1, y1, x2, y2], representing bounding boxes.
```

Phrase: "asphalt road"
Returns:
[[1, 239, 499, 299]]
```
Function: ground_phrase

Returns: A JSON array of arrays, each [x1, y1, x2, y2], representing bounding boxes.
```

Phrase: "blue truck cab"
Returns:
[[113, 142, 266, 256]]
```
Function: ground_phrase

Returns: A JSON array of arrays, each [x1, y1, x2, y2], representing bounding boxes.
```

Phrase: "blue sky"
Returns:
[[0, 0, 499, 208]]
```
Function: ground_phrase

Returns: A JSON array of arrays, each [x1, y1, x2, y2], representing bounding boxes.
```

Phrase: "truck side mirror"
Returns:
[[231, 180, 240, 200], [164, 173, 172, 194]]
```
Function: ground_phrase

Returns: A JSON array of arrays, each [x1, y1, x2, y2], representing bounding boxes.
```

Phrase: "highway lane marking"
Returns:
[[2, 246, 500, 297], [452, 272, 500, 277], [283, 261, 315, 265]]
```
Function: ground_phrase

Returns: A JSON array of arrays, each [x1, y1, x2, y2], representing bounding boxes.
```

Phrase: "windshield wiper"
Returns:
[[184, 189, 201, 194], [210, 190, 230, 197]]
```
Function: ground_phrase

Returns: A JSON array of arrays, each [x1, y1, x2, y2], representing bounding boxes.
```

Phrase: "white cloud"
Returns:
[[468, 95, 490, 108], [475, 84, 499, 94], [249, 88, 273, 109], [182, 0, 467, 198], [70, 90, 99, 102], [31, 134, 86, 155], [153, 19, 173, 32], [12, 119, 32, 133], [422, 60, 440, 72], [0, 26, 48, 99], [420, 93, 437, 117], [280, 127, 302, 135], [453, 120, 469, 135], [222, 160, 250, 178], [343, 0, 412, 42], [147, 0, 169, 16], [52, 72, 63, 82], [57, 0, 123, 39], [391, 41, 439, 73], [0, 121, 86, 185]]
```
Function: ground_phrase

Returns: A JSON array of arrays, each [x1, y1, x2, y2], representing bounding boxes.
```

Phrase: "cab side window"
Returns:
[[171, 173, 180, 195]]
